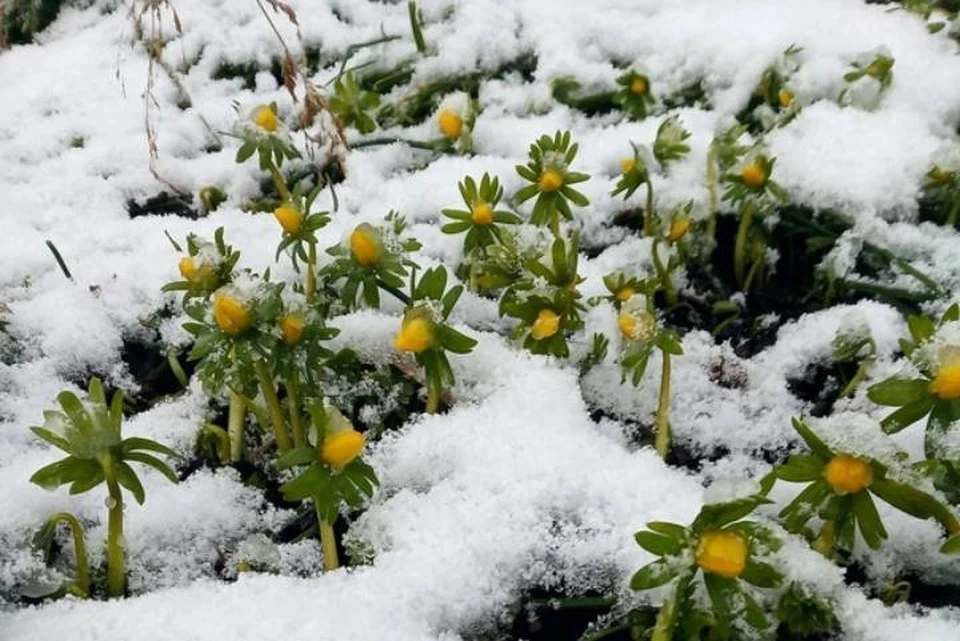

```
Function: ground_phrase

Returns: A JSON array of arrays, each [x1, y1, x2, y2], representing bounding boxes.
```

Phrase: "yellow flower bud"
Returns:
[[741, 163, 767, 188], [350, 224, 383, 267], [438, 109, 463, 139], [696, 531, 748, 579], [930, 359, 960, 400], [252, 105, 278, 133], [620, 158, 637, 174], [630, 76, 648, 95], [273, 205, 303, 234], [321, 430, 366, 468], [471, 202, 493, 226], [778, 88, 795, 109], [179, 257, 198, 281], [824, 454, 874, 495], [618, 310, 655, 342], [394, 316, 434, 353], [616, 287, 635, 302], [530, 309, 561, 341], [667, 217, 691, 243], [538, 169, 564, 193], [179, 256, 217, 289], [279, 314, 305, 345], [213, 293, 252, 336]]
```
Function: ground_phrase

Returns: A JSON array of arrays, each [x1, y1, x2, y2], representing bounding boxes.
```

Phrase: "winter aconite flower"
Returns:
[[350, 223, 383, 267], [696, 530, 748, 579], [321, 429, 366, 468], [824, 454, 874, 495], [619, 310, 655, 342], [279, 314, 305, 345], [631, 75, 649, 96], [438, 109, 463, 139], [667, 217, 691, 243], [778, 88, 795, 109], [252, 104, 279, 133], [530, 309, 561, 340], [741, 162, 768, 189], [616, 286, 635, 302], [394, 315, 434, 353], [471, 202, 493, 226], [274, 204, 303, 234], [929, 357, 960, 399], [538, 169, 564, 193], [213, 292, 251, 336]]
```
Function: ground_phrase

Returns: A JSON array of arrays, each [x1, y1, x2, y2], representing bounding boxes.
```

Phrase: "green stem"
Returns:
[[643, 177, 655, 237], [651, 239, 677, 307], [812, 520, 836, 559], [254, 359, 293, 453], [426, 378, 441, 414], [733, 201, 755, 290], [549, 211, 561, 239], [317, 510, 340, 572], [201, 423, 231, 463], [838, 357, 873, 399], [377, 278, 412, 305], [408, 1, 427, 53], [655, 350, 671, 460], [286, 373, 306, 448], [267, 163, 291, 202], [100, 454, 125, 598], [166, 350, 189, 388], [48, 512, 90, 598], [306, 240, 317, 303], [947, 198, 960, 228], [705, 146, 718, 259], [350, 137, 446, 152], [742, 248, 764, 292], [227, 391, 246, 462]]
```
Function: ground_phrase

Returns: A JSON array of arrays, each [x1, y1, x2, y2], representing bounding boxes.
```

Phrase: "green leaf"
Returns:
[[646, 521, 687, 539], [30, 426, 73, 453], [740, 560, 783, 588], [120, 437, 178, 459], [57, 391, 94, 437], [779, 480, 830, 532], [907, 315, 936, 344], [630, 559, 680, 591], [438, 326, 477, 354], [702, 573, 736, 638], [124, 452, 179, 484], [30, 458, 74, 490], [236, 140, 256, 163], [869, 478, 955, 526], [867, 377, 930, 407], [774, 454, 825, 482], [441, 221, 472, 234], [941, 533, 960, 554], [280, 464, 329, 502], [691, 495, 770, 533], [852, 491, 886, 549], [115, 461, 146, 505], [635, 530, 684, 556], [275, 446, 317, 470], [791, 418, 834, 459], [880, 396, 934, 433], [441, 285, 463, 319]]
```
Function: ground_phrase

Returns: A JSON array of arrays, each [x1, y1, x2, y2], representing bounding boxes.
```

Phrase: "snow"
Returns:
[[2, 0, 960, 639]]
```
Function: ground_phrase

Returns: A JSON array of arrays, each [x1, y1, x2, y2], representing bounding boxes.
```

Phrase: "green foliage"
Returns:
[[442, 173, 522, 255], [514, 131, 590, 232], [613, 70, 655, 120], [328, 71, 381, 134], [652, 115, 691, 167]]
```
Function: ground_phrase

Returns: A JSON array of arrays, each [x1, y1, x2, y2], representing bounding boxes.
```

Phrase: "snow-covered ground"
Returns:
[[2, 0, 960, 639]]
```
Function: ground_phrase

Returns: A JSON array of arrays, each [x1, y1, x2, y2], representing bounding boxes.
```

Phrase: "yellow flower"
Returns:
[[930, 358, 960, 400], [620, 158, 637, 174], [273, 205, 303, 234], [394, 316, 434, 353], [619, 310, 655, 342], [778, 88, 795, 109], [538, 169, 564, 193], [630, 76, 649, 95], [252, 105, 278, 133], [321, 430, 366, 468], [350, 224, 383, 267], [179, 257, 198, 281], [471, 202, 493, 226], [279, 314, 305, 345], [530, 309, 561, 340], [213, 293, 251, 336], [667, 217, 691, 243], [741, 163, 768, 188], [824, 454, 874, 495], [179, 257, 217, 288], [438, 109, 463, 139], [616, 287, 635, 302], [696, 531, 748, 579]]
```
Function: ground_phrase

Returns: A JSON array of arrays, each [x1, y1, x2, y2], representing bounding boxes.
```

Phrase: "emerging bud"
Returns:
[[252, 105, 278, 133], [778, 88, 795, 109], [179, 256, 218, 289], [538, 169, 564, 193], [179, 257, 198, 281], [213, 293, 252, 337], [321, 429, 366, 468], [696, 530, 748, 579], [619, 310, 656, 342], [824, 454, 874, 495], [471, 202, 493, 226], [741, 163, 768, 188], [199, 186, 227, 213], [394, 315, 434, 354], [620, 158, 637, 174], [438, 109, 463, 139], [350, 224, 383, 267], [930, 358, 960, 400], [530, 308, 561, 340], [279, 314, 305, 345], [630, 75, 649, 95], [667, 217, 691, 243], [616, 286, 635, 303], [273, 205, 303, 234]]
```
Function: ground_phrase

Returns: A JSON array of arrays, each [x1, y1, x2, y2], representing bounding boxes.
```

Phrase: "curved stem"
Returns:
[[267, 163, 291, 203], [655, 351, 672, 460], [643, 177, 655, 237], [166, 350, 189, 388], [838, 357, 873, 399], [317, 511, 340, 572], [253, 359, 293, 453], [733, 201, 755, 290], [305, 240, 317, 303], [99, 454, 125, 598], [377, 279, 412, 305], [651, 239, 677, 307], [227, 391, 246, 462], [48, 512, 90, 598], [286, 373, 306, 448]]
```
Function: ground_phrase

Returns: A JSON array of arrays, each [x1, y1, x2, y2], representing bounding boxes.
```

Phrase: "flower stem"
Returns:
[[100, 454, 125, 598], [305, 240, 317, 303], [651, 239, 677, 307], [948, 198, 960, 228], [838, 357, 874, 399], [644, 177, 655, 237], [426, 378, 441, 414], [377, 278, 412, 305], [227, 391, 246, 462], [733, 201, 755, 290], [813, 520, 836, 558], [317, 509, 340, 572], [267, 163, 291, 203], [655, 350, 672, 460], [705, 145, 718, 259], [254, 359, 293, 453], [48, 512, 90, 598], [286, 373, 306, 448]]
